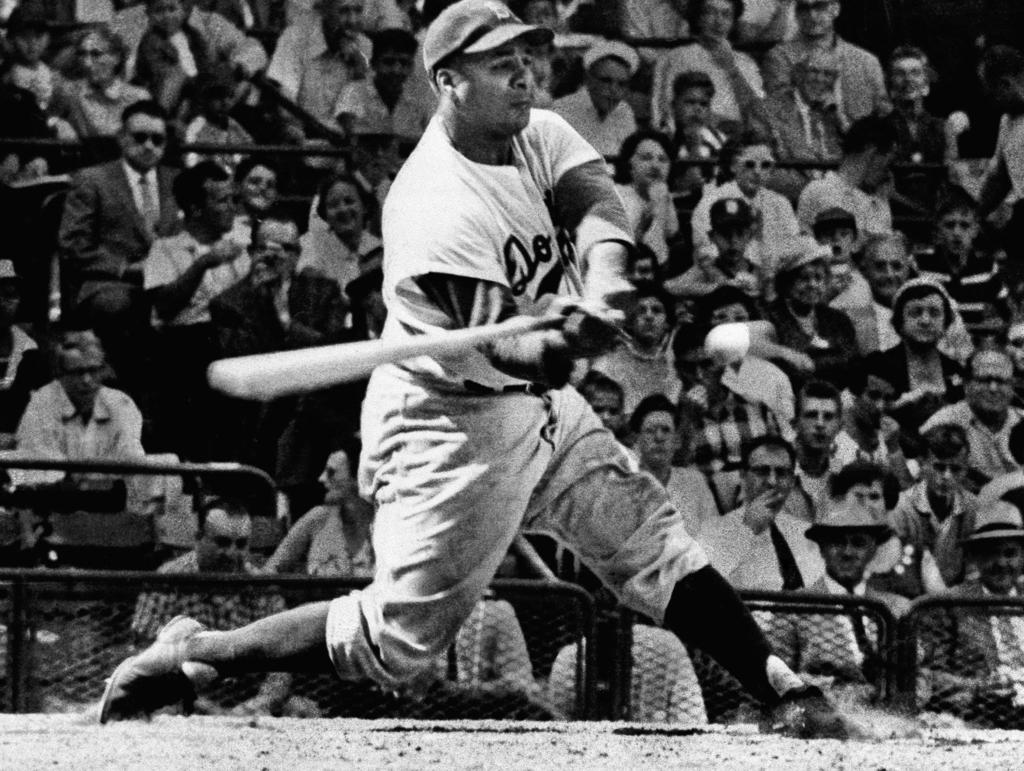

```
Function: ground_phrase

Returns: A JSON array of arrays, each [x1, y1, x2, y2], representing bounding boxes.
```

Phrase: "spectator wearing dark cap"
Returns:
[[752, 48, 844, 204], [689, 134, 800, 284], [333, 28, 435, 143], [552, 39, 639, 158], [667, 70, 727, 199], [665, 197, 761, 300], [915, 187, 1008, 332], [765, 235, 858, 391], [796, 113, 898, 241], [812, 207, 875, 355]]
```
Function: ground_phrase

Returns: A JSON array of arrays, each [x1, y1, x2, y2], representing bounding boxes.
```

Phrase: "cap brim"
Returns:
[[463, 23, 553, 55], [806, 525, 892, 543], [961, 530, 1024, 545]]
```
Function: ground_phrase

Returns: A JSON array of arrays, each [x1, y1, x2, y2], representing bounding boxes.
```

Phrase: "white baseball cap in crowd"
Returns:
[[582, 38, 640, 77]]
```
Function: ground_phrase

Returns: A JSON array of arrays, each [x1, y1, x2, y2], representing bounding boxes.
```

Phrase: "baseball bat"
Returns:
[[207, 315, 561, 401]]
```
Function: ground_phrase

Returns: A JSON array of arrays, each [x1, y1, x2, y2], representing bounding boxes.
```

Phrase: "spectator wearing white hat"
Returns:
[[551, 38, 639, 158]]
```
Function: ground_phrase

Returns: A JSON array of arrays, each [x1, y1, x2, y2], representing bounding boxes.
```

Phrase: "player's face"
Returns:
[[935, 208, 979, 259], [972, 540, 1024, 594], [635, 410, 678, 469], [585, 57, 630, 118], [899, 293, 946, 347], [795, 396, 841, 451], [448, 42, 536, 138], [119, 112, 167, 172], [862, 242, 909, 305], [197, 508, 251, 573], [732, 144, 774, 197], [672, 86, 712, 128], [709, 301, 749, 326], [628, 139, 670, 189], [921, 450, 967, 500], [585, 387, 626, 435], [743, 446, 795, 511], [323, 180, 366, 240], [238, 164, 278, 214], [819, 532, 877, 587]]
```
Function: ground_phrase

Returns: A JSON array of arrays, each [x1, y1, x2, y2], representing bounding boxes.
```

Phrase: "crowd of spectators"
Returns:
[[1, 0, 1024, 728]]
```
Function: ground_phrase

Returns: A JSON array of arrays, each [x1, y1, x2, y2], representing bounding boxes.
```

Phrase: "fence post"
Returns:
[[9, 574, 26, 713]]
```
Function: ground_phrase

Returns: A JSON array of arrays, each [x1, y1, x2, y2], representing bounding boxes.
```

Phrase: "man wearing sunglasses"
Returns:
[[59, 101, 180, 390]]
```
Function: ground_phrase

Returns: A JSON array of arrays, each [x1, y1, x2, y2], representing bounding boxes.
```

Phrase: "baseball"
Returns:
[[705, 322, 751, 363], [946, 111, 970, 136]]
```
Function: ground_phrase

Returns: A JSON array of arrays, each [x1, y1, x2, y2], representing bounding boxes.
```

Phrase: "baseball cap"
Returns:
[[6, 6, 50, 35], [812, 207, 857, 236], [582, 39, 640, 77], [422, 0, 553, 76], [709, 198, 754, 231]]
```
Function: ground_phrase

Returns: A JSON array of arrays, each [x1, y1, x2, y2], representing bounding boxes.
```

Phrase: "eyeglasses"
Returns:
[[213, 536, 248, 549], [742, 159, 775, 170], [747, 464, 794, 480], [822, 533, 875, 549], [129, 131, 166, 146]]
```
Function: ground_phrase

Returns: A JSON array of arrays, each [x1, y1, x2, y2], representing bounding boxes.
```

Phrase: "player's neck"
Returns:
[[442, 112, 514, 166]]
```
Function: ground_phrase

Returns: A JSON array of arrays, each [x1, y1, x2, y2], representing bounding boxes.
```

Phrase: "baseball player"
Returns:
[[100, 0, 850, 737]]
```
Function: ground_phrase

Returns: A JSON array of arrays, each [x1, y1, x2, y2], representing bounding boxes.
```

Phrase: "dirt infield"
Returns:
[[5, 715, 1024, 770]]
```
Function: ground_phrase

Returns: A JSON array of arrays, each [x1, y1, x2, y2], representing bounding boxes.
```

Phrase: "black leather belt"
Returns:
[[463, 379, 547, 396]]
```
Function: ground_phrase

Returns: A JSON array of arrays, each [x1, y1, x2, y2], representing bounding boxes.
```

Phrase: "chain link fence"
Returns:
[[0, 572, 594, 720], [899, 594, 1024, 729]]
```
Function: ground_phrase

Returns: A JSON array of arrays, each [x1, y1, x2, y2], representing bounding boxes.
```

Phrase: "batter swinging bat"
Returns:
[[207, 315, 561, 401]]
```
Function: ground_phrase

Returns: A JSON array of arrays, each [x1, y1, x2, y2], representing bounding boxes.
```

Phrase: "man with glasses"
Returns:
[[922, 349, 1024, 484], [552, 39, 639, 159], [762, 0, 888, 125], [131, 497, 316, 718], [698, 435, 825, 591], [58, 100, 179, 387]]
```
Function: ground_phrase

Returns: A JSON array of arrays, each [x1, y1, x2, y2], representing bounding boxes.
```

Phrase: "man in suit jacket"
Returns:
[[767, 499, 909, 704], [919, 499, 1024, 728]]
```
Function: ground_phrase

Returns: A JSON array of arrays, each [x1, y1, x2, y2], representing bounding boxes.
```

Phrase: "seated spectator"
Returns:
[[839, 368, 912, 487], [915, 187, 1007, 332], [333, 28, 433, 143], [131, 497, 316, 717], [769, 499, 908, 702], [265, 0, 372, 131], [112, 0, 267, 104], [698, 435, 824, 590], [921, 348, 1024, 486], [753, 49, 844, 204], [919, 499, 1024, 728], [627, 244, 662, 287], [792, 379, 845, 518], [58, 24, 152, 140], [57, 100, 180, 390], [182, 69, 254, 173], [891, 423, 978, 589], [231, 157, 280, 239], [814, 208, 875, 354], [296, 172, 382, 317], [578, 370, 628, 441], [143, 160, 250, 459], [649, 0, 766, 137], [0, 9, 74, 139], [614, 130, 679, 268], [761, 0, 887, 125], [688, 135, 801, 280], [0, 261, 47, 444], [665, 197, 761, 300], [547, 621, 707, 724], [0, 79, 55, 185], [665, 70, 727, 200], [796, 114, 897, 240], [631, 394, 719, 538], [886, 45, 960, 215], [551, 39, 639, 159], [263, 449, 373, 577], [590, 283, 679, 415], [765, 235, 858, 390]]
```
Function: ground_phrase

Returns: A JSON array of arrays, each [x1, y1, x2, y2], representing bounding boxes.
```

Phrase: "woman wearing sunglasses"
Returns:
[[689, 133, 801, 293]]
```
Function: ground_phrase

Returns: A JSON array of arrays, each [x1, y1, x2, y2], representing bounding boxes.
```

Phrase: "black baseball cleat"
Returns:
[[98, 615, 216, 723], [762, 685, 860, 740]]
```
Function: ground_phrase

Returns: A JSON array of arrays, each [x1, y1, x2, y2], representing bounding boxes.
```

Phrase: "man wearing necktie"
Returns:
[[767, 499, 909, 704], [919, 499, 1024, 728]]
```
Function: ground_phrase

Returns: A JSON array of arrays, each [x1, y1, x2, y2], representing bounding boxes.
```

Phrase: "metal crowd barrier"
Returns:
[[0, 572, 594, 719]]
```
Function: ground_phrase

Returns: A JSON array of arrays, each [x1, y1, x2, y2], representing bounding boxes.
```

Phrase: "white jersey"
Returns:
[[381, 108, 601, 389]]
